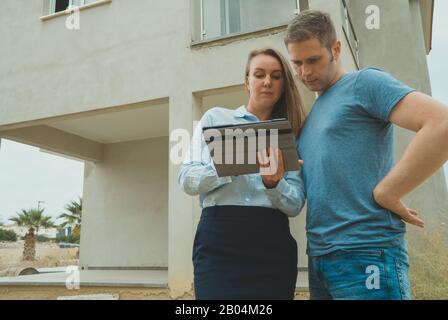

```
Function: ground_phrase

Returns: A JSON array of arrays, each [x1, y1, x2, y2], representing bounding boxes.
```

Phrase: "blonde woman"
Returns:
[[178, 47, 306, 300]]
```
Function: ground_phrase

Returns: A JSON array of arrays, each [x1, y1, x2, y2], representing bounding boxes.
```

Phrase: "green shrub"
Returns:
[[56, 234, 80, 244], [36, 235, 53, 242], [0, 228, 18, 242]]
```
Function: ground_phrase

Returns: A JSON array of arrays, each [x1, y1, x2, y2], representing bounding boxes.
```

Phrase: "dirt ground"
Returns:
[[0, 241, 79, 277]]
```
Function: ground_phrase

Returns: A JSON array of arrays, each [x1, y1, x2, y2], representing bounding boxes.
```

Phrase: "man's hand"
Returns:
[[257, 147, 304, 189], [373, 186, 425, 228]]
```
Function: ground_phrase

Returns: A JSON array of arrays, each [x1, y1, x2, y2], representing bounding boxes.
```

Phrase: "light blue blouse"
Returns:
[[177, 105, 306, 217]]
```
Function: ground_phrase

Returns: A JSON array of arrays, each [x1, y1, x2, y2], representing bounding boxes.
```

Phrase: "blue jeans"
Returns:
[[308, 243, 411, 300]]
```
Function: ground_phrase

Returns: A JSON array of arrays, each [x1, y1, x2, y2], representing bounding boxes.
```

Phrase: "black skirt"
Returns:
[[193, 205, 298, 300]]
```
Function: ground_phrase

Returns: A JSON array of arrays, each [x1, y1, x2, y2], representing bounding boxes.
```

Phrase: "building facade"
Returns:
[[0, 0, 446, 298]]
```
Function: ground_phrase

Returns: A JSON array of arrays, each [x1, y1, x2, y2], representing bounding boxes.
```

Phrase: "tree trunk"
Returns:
[[22, 229, 36, 261]]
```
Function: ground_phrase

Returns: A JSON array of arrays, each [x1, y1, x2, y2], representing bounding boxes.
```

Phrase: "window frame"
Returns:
[[41, 0, 112, 21], [195, 0, 307, 43], [48, 0, 100, 14]]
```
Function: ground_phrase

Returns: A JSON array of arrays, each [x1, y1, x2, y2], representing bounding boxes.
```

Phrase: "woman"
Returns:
[[178, 47, 306, 300]]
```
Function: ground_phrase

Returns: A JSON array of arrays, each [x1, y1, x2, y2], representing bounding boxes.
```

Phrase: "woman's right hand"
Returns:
[[257, 147, 304, 188]]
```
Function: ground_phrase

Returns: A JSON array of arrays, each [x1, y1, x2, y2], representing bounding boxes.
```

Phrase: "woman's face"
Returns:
[[247, 54, 284, 112]]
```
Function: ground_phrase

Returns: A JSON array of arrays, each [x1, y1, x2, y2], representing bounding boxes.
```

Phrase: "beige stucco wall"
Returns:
[[80, 136, 168, 268]]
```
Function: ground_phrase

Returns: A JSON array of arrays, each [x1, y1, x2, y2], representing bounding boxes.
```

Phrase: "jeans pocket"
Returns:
[[340, 248, 384, 258], [327, 249, 390, 299]]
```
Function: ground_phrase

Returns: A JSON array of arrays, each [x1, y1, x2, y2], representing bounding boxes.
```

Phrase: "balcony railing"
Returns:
[[341, 0, 360, 68]]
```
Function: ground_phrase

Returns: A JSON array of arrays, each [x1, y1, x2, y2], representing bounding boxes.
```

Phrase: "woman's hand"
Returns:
[[257, 147, 304, 189]]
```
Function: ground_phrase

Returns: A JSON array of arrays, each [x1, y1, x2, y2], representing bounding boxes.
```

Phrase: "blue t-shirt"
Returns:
[[298, 67, 415, 257]]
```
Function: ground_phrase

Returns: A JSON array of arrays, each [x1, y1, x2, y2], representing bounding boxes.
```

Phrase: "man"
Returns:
[[284, 10, 448, 299]]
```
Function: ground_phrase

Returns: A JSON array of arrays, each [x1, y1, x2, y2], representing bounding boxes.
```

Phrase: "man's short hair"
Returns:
[[284, 10, 337, 51]]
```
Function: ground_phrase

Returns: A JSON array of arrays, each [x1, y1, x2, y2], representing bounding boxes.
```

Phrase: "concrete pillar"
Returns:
[[168, 91, 202, 298]]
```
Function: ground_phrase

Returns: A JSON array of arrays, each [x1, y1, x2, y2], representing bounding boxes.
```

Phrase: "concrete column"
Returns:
[[168, 91, 202, 298]]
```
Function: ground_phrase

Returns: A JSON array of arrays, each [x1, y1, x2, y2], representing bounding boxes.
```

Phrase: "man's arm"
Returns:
[[373, 91, 448, 226]]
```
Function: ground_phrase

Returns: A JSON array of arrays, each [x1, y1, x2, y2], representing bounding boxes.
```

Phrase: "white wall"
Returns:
[[80, 136, 168, 268]]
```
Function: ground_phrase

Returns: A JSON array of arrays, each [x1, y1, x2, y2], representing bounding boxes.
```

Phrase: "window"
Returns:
[[49, 0, 98, 14], [194, 0, 304, 42]]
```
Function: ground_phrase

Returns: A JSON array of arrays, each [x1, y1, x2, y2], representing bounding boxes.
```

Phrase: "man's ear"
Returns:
[[333, 40, 341, 60]]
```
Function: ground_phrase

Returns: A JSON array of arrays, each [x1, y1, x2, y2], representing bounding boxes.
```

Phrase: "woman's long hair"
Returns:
[[244, 47, 306, 137]]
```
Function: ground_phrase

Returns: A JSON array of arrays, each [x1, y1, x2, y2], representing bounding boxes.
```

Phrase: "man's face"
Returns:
[[287, 37, 339, 92]]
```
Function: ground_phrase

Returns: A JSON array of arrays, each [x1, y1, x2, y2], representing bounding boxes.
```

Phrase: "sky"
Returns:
[[0, 1, 447, 224], [0, 141, 84, 225]]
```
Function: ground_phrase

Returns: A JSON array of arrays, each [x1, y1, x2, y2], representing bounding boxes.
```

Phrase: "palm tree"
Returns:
[[9, 208, 55, 261], [58, 197, 82, 238]]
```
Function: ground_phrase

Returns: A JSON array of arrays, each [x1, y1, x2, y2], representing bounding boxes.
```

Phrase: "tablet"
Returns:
[[202, 118, 300, 177]]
